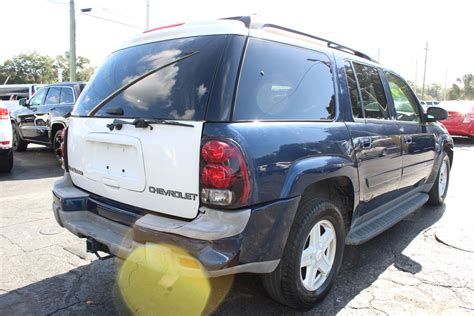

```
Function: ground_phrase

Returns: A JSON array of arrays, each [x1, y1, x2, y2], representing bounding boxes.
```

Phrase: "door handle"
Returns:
[[405, 136, 413, 145], [359, 137, 372, 149]]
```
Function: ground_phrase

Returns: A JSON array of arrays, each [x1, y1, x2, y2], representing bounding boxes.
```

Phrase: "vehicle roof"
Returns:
[[117, 15, 379, 67], [41, 82, 86, 88]]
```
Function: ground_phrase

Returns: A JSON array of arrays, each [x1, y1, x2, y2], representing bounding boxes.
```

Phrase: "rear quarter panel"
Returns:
[[203, 122, 358, 206]]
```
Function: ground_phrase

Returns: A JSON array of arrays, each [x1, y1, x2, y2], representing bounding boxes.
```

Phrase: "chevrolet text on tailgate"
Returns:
[[52, 15, 453, 309]]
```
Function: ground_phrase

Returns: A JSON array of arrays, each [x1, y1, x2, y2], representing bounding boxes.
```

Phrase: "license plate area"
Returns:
[[84, 133, 146, 192]]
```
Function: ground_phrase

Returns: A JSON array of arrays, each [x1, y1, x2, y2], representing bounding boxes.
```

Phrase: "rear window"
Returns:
[[73, 35, 227, 120], [234, 39, 335, 121]]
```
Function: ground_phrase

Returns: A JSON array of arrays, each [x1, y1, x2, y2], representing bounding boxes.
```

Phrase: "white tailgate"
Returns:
[[68, 117, 203, 219]]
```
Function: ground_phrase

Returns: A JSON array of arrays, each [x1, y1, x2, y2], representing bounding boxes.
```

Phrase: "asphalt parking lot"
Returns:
[[1, 140, 473, 315]]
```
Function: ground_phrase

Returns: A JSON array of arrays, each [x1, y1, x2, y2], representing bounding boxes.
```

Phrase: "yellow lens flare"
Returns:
[[118, 243, 211, 316]]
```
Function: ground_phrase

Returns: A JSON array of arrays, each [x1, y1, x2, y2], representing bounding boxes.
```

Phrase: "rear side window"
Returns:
[[344, 61, 363, 118], [352, 63, 389, 120], [234, 39, 335, 121], [60, 87, 74, 104], [74, 35, 227, 120], [45, 87, 61, 105]]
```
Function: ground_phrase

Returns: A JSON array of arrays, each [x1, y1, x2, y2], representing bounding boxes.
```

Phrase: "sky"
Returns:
[[1, 0, 473, 87]]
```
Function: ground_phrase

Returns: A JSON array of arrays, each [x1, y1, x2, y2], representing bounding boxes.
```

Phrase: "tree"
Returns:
[[0, 52, 56, 84], [446, 73, 474, 100], [460, 74, 474, 100], [447, 83, 462, 100], [427, 83, 442, 100], [56, 51, 95, 82]]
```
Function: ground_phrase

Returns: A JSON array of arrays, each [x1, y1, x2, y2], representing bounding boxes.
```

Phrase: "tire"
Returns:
[[0, 149, 13, 173], [262, 198, 345, 309], [12, 124, 28, 152], [53, 129, 63, 164], [427, 152, 450, 205]]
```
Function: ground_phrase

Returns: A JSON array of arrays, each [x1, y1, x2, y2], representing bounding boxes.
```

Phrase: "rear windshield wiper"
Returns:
[[107, 118, 193, 131], [88, 51, 199, 116]]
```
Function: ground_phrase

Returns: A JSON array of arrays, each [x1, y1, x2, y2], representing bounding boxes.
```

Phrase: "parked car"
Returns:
[[10, 82, 86, 161], [0, 84, 44, 114], [52, 16, 452, 309], [437, 100, 474, 140], [0, 101, 13, 172]]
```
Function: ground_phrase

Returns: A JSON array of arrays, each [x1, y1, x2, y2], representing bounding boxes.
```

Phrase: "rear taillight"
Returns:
[[200, 140, 250, 207], [61, 127, 69, 171], [0, 107, 8, 120], [463, 112, 474, 123]]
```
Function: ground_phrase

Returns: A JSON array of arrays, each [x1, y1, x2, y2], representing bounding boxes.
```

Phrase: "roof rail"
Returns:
[[222, 15, 377, 63]]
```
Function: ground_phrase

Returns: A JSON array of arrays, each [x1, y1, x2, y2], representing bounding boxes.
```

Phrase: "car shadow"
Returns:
[[0, 146, 63, 181], [452, 136, 474, 149], [0, 204, 445, 315], [213, 203, 446, 315]]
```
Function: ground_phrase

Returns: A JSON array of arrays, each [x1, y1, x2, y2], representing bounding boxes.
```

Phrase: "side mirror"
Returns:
[[19, 98, 28, 106], [425, 106, 448, 122]]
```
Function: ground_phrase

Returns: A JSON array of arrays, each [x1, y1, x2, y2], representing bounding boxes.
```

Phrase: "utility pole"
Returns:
[[377, 48, 381, 62], [421, 42, 428, 99], [69, 0, 77, 81], [145, 0, 150, 29], [415, 59, 418, 94], [444, 69, 448, 101]]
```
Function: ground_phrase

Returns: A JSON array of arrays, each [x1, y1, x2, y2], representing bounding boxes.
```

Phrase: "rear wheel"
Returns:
[[428, 152, 450, 205], [12, 124, 28, 152], [53, 129, 63, 164], [262, 198, 345, 309]]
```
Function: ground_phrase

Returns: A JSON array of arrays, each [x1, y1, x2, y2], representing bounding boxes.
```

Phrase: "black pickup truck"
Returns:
[[11, 82, 85, 161]]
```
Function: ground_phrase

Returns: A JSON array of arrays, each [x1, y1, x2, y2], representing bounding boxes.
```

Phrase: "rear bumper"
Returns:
[[52, 173, 300, 277]]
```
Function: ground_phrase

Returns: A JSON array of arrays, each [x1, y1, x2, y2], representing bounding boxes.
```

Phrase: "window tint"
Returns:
[[60, 87, 74, 104], [353, 63, 389, 120], [344, 61, 363, 118], [234, 39, 335, 121], [74, 35, 227, 120], [385, 72, 420, 122], [29, 87, 47, 106], [45, 87, 61, 105]]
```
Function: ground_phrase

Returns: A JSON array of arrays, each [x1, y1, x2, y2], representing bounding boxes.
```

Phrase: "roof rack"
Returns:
[[222, 15, 377, 63]]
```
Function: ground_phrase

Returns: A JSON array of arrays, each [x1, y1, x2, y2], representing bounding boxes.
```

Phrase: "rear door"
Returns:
[[384, 71, 436, 189], [343, 61, 403, 216], [68, 35, 229, 219]]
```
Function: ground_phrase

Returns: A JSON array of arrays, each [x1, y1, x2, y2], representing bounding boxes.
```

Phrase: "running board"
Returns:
[[346, 193, 429, 245]]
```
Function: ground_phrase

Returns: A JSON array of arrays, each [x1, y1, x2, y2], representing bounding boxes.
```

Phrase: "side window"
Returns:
[[344, 61, 363, 118], [45, 87, 61, 105], [60, 87, 74, 104], [29, 88, 47, 106], [234, 39, 335, 121], [353, 63, 389, 120], [385, 72, 420, 122]]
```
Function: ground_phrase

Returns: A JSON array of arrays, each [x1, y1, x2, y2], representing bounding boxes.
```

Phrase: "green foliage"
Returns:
[[55, 51, 95, 82], [0, 52, 56, 84], [447, 74, 474, 100], [0, 51, 95, 84]]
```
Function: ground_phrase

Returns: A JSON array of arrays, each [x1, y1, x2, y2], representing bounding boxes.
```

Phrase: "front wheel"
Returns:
[[262, 198, 345, 309], [427, 152, 450, 205], [12, 124, 28, 152], [53, 129, 63, 164]]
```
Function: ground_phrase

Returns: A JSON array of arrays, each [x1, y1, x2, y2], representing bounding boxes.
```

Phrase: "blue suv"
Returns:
[[52, 16, 452, 309]]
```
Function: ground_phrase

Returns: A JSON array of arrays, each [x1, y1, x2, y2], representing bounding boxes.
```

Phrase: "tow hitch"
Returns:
[[86, 238, 114, 260]]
